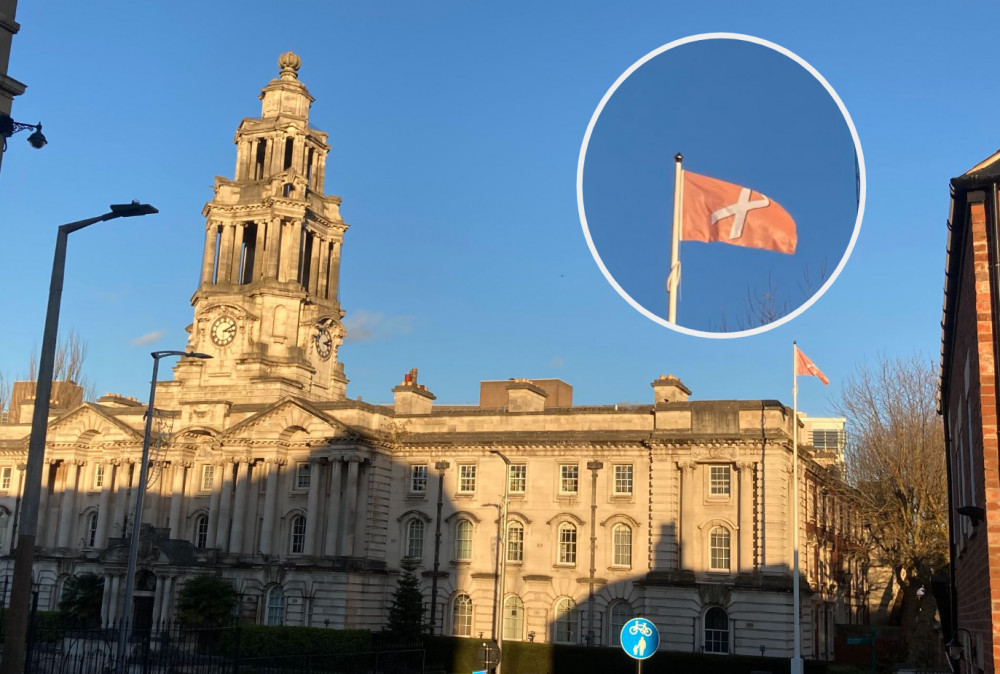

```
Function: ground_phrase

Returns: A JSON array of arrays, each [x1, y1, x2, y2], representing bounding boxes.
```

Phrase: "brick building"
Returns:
[[940, 151, 1000, 673]]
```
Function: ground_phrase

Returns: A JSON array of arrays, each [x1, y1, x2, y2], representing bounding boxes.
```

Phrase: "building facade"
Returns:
[[0, 53, 866, 659], [940, 151, 1000, 673]]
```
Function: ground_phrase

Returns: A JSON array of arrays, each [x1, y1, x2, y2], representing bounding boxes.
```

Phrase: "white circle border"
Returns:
[[576, 32, 866, 339]]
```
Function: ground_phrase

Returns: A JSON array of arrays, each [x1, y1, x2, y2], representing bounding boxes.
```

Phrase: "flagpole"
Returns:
[[791, 341, 803, 674], [668, 153, 683, 323]]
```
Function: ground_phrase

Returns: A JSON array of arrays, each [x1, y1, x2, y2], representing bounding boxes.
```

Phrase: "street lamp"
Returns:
[[0, 113, 47, 152], [0, 201, 158, 674], [117, 350, 210, 671], [488, 449, 511, 674]]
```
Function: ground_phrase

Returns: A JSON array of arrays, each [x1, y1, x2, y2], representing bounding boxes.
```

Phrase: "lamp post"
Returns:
[[1, 201, 158, 674], [116, 350, 210, 671], [488, 450, 510, 674], [0, 113, 47, 152]]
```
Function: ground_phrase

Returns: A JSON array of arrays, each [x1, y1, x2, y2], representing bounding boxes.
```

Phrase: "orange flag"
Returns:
[[795, 347, 829, 385], [681, 171, 797, 254]]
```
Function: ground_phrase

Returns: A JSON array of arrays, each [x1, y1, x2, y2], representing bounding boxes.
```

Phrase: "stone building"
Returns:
[[0, 53, 866, 659], [940, 150, 1000, 673]]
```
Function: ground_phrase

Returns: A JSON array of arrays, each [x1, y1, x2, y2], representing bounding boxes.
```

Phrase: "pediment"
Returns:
[[221, 397, 357, 443], [42, 403, 142, 445]]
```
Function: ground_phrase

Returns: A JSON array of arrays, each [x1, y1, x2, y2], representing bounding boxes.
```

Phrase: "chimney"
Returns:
[[651, 374, 691, 404], [506, 379, 548, 413], [392, 368, 436, 415]]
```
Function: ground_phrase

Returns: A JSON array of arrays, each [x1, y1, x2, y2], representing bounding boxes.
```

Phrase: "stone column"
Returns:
[[146, 462, 162, 528], [218, 224, 235, 284], [330, 241, 342, 301], [168, 462, 187, 538], [214, 461, 234, 550], [101, 573, 113, 625], [56, 461, 82, 548], [108, 575, 121, 623], [278, 222, 296, 282], [206, 463, 222, 547], [259, 459, 281, 556], [253, 221, 267, 281], [340, 457, 360, 557], [228, 459, 251, 554], [158, 576, 173, 624], [231, 222, 246, 284], [308, 233, 321, 294], [679, 462, 696, 571], [317, 238, 330, 299], [95, 463, 115, 548], [304, 457, 323, 557], [201, 224, 217, 285], [738, 461, 755, 573], [266, 218, 281, 280], [324, 459, 343, 557], [111, 461, 131, 539]]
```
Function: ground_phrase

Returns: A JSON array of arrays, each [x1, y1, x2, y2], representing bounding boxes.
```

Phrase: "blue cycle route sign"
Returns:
[[620, 617, 659, 660]]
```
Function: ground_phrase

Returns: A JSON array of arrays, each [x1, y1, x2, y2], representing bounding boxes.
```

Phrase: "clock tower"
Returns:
[[169, 52, 349, 404]]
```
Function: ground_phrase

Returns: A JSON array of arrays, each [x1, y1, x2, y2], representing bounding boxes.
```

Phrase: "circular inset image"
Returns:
[[577, 33, 865, 337]]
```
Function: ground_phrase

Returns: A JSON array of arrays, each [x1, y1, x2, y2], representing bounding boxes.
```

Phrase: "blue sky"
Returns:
[[582, 36, 858, 333], [0, 2, 987, 418]]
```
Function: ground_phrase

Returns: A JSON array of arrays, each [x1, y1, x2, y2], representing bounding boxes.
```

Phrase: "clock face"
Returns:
[[315, 327, 333, 360], [210, 315, 238, 346]]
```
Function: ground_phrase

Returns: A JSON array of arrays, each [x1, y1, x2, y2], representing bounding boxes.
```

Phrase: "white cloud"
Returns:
[[131, 330, 166, 346], [343, 310, 415, 343], [549, 355, 565, 368]]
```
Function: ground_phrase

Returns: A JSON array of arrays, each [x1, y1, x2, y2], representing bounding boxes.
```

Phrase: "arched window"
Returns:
[[290, 516, 306, 554], [609, 601, 633, 646], [612, 524, 632, 567], [406, 519, 424, 559], [558, 523, 577, 565], [86, 512, 99, 548], [266, 586, 285, 626], [709, 526, 731, 571], [195, 515, 209, 549], [554, 597, 578, 643], [455, 520, 473, 561], [704, 607, 729, 653], [506, 522, 524, 563], [452, 593, 473, 636], [503, 595, 524, 641]]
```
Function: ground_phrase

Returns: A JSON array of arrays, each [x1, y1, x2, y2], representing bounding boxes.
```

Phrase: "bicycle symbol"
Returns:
[[629, 621, 653, 637]]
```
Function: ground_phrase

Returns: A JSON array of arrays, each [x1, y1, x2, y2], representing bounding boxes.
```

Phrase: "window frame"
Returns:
[[200, 464, 215, 492], [708, 465, 732, 498], [290, 515, 306, 554], [558, 522, 577, 565], [559, 464, 579, 495], [553, 597, 579, 644], [86, 511, 99, 548], [295, 462, 311, 491], [502, 594, 524, 641], [709, 526, 731, 571], [458, 464, 477, 494], [265, 586, 285, 626], [508, 464, 527, 495], [406, 518, 425, 559], [93, 463, 105, 489], [506, 521, 524, 563], [609, 601, 633, 646], [195, 515, 209, 549], [0, 467, 11, 491], [704, 607, 730, 654], [613, 464, 633, 496], [409, 465, 428, 494], [612, 523, 632, 568], [452, 593, 473, 636], [455, 519, 473, 561]]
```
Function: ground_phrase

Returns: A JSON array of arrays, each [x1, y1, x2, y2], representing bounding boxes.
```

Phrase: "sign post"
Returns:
[[620, 617, 660, 674]]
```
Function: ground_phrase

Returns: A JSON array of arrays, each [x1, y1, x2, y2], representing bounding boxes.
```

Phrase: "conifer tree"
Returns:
[[385, 557, 426, 641]]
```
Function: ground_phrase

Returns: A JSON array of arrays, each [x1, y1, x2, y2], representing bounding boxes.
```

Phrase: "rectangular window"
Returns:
[[0, 467, 11, 491], [200, 465, 215, 491], [613, 465, 633, 495], [812, 428, 845, 451], [709, 466, 731, 496], [296, 462, 311, 490], [458, 464, 476, 493], [506, 523, 524, 562], [558, 524, 577, 564], [560, 465, 579, 495], [508, 465, 526, 494], [93, 463, 105, 489], [410, 465, 428, 494]]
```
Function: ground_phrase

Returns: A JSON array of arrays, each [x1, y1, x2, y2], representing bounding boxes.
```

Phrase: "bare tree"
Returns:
[[718, 259, 831, 332], [836, 354, 948, 664], [25, 331, 95, 400], [0, 371, 9, 423]]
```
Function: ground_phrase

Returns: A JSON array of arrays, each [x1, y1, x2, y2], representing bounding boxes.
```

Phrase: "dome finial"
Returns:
[[278, 52, 301, 80]]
